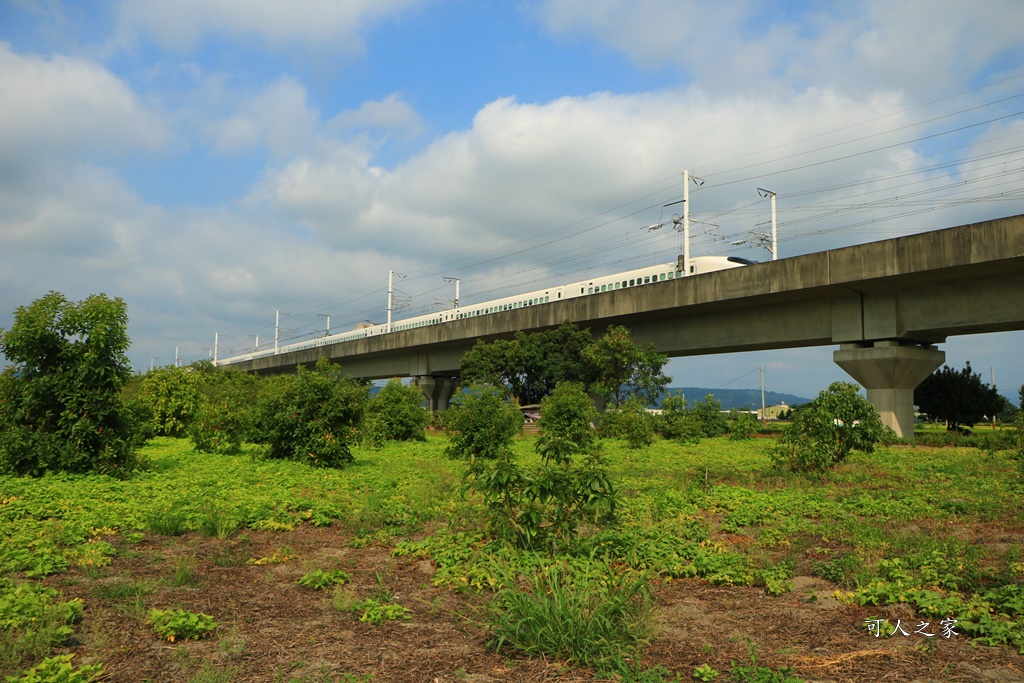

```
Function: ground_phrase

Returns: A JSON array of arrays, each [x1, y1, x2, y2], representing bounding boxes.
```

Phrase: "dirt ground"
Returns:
[[42, 525, 1024, 683]]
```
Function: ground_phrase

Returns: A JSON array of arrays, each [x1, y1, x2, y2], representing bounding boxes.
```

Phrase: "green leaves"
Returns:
[[584, 325, 669, 409], [770, 382, 887, 472], [0, 292, 140, 477], [253, 358, 368, 468], [361, 379, 429, 447], [147, 608, 216, 642]]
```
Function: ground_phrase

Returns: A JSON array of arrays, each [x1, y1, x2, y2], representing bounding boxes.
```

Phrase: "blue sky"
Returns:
[[2, 0, 1024, 401]]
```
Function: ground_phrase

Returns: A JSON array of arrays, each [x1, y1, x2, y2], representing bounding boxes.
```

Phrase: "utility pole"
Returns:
[[274, 310, 280, 354], [760, 365, 766, 425], [213, 333, 219, 365], [757, 188, 778, 260], [317, 314, 330, 337], [682, 170, 691, 274], [387, 271, 395, 333], [387, 271, 407, 332], [175, 346, 179, 367], [443, 276, 460, 308]]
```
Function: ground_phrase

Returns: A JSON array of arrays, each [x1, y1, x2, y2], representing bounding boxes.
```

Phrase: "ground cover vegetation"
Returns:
[[3, 293, 1024, 681], [2, 397, 1023, 680]]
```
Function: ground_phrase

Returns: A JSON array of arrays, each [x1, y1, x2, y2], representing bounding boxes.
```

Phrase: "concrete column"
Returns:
[[833, 341, 945, 440], [412, 376, 458, 412]]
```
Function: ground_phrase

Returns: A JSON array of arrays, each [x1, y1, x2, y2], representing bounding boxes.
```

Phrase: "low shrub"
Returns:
[[147, 608, 216, 642], [485, 556, 654, 673]]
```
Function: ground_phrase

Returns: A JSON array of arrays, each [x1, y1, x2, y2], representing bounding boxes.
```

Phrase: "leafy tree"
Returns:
[[599, 396, 655, 448], [253, 358, 368, 468], [138, 365, 200, 437], [188, 366, 262, 454], [444, 384, 524, 460], [361, 378, 429, 448], [0, 292, 142, 476], [656, 392, 703, 443], [460, 322, 595, 405], [770, 381, 889, 473], [729, 410, 759, 440], [533, 382, 616, 545], [583, 325, 670, 409], [460, 382, 615, 549], [691, 394, 728, 438], [914, 362, 1005, 433]]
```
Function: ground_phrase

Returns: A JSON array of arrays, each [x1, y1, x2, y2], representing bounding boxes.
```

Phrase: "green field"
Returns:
[[2, 433, 1024, 682]]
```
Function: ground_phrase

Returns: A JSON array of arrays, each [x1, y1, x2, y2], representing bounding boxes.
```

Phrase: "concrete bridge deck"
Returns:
[[226, 213, 1024, 437]]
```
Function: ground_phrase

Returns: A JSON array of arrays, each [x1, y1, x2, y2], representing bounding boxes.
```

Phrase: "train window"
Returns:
[[546, 296, 550, 302], [667, 272, 674, 279], [660, 273, 666, 281], [588, 287, 593, 294], [629, 279, 635, 286], [690, 265, 695, 273], [643, 276, 650, 284]]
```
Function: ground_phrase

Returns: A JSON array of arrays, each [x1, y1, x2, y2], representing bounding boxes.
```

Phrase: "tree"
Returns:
[[914, 362, 1005, 433], [770, 382, 889, 473], [188, 365, 263, 454], [460, 322, 595, 405], [361, 378, 429, 447], [583, 325, 670, 409], [0, 292, 142, 476], [253, 358, 368, 468], [656, 392, 704, 443], [138, 365, 200, 437], [691, 394, 728, 438], [444, 384, 524, 461]]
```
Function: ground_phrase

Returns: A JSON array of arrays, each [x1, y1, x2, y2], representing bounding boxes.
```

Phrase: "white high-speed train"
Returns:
[[216, 255, 756, 367]]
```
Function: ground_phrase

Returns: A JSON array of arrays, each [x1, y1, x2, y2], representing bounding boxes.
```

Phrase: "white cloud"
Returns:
[[530, 0, 1024, 96], [210, 76, 321, 157], [329, 93, 425, 141], [0, 44, 168, 167], [115, 0, 425, 54]]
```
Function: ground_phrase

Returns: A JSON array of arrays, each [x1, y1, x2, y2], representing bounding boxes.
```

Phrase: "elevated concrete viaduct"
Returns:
[[229, 214, 1024, 438]]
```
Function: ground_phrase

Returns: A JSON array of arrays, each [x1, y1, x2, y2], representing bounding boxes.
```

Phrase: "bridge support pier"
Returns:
[[413, 376, 459, 412], [833, 341, 945, 440]]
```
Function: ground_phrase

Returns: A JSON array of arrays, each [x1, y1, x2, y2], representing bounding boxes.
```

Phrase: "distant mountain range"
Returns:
[[658, 387, 812, 411]]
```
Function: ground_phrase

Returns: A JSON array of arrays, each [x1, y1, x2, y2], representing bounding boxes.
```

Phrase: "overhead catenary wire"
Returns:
[[208, 76, 1024, 351]]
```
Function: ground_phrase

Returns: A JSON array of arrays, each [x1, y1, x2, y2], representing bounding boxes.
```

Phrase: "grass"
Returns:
[[2, 432, 1024, 676]]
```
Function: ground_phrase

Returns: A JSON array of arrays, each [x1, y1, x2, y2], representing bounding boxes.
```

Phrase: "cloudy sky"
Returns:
[[2, 0, 1023, 401]]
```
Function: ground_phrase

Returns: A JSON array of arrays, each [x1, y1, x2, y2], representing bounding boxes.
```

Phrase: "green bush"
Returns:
[[188, 366, 262, 454], [729, 411, 759, 440], [0, 292, 143, 477], [137, 366, 200, 437], [361, 379, 429, 447], [461, 383, 615, 549], [537, 381, 597, 453], [691, 395, 728, 438], [600, 397, 654, 449], [770, 382, 888, 472], [253, 359, 368, 468], [444, 384, 523, 460], [657, 392, 703, 443]]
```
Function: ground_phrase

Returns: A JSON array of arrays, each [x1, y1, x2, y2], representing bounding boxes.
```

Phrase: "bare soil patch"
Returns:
[[43, 524, 1024, 683]]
